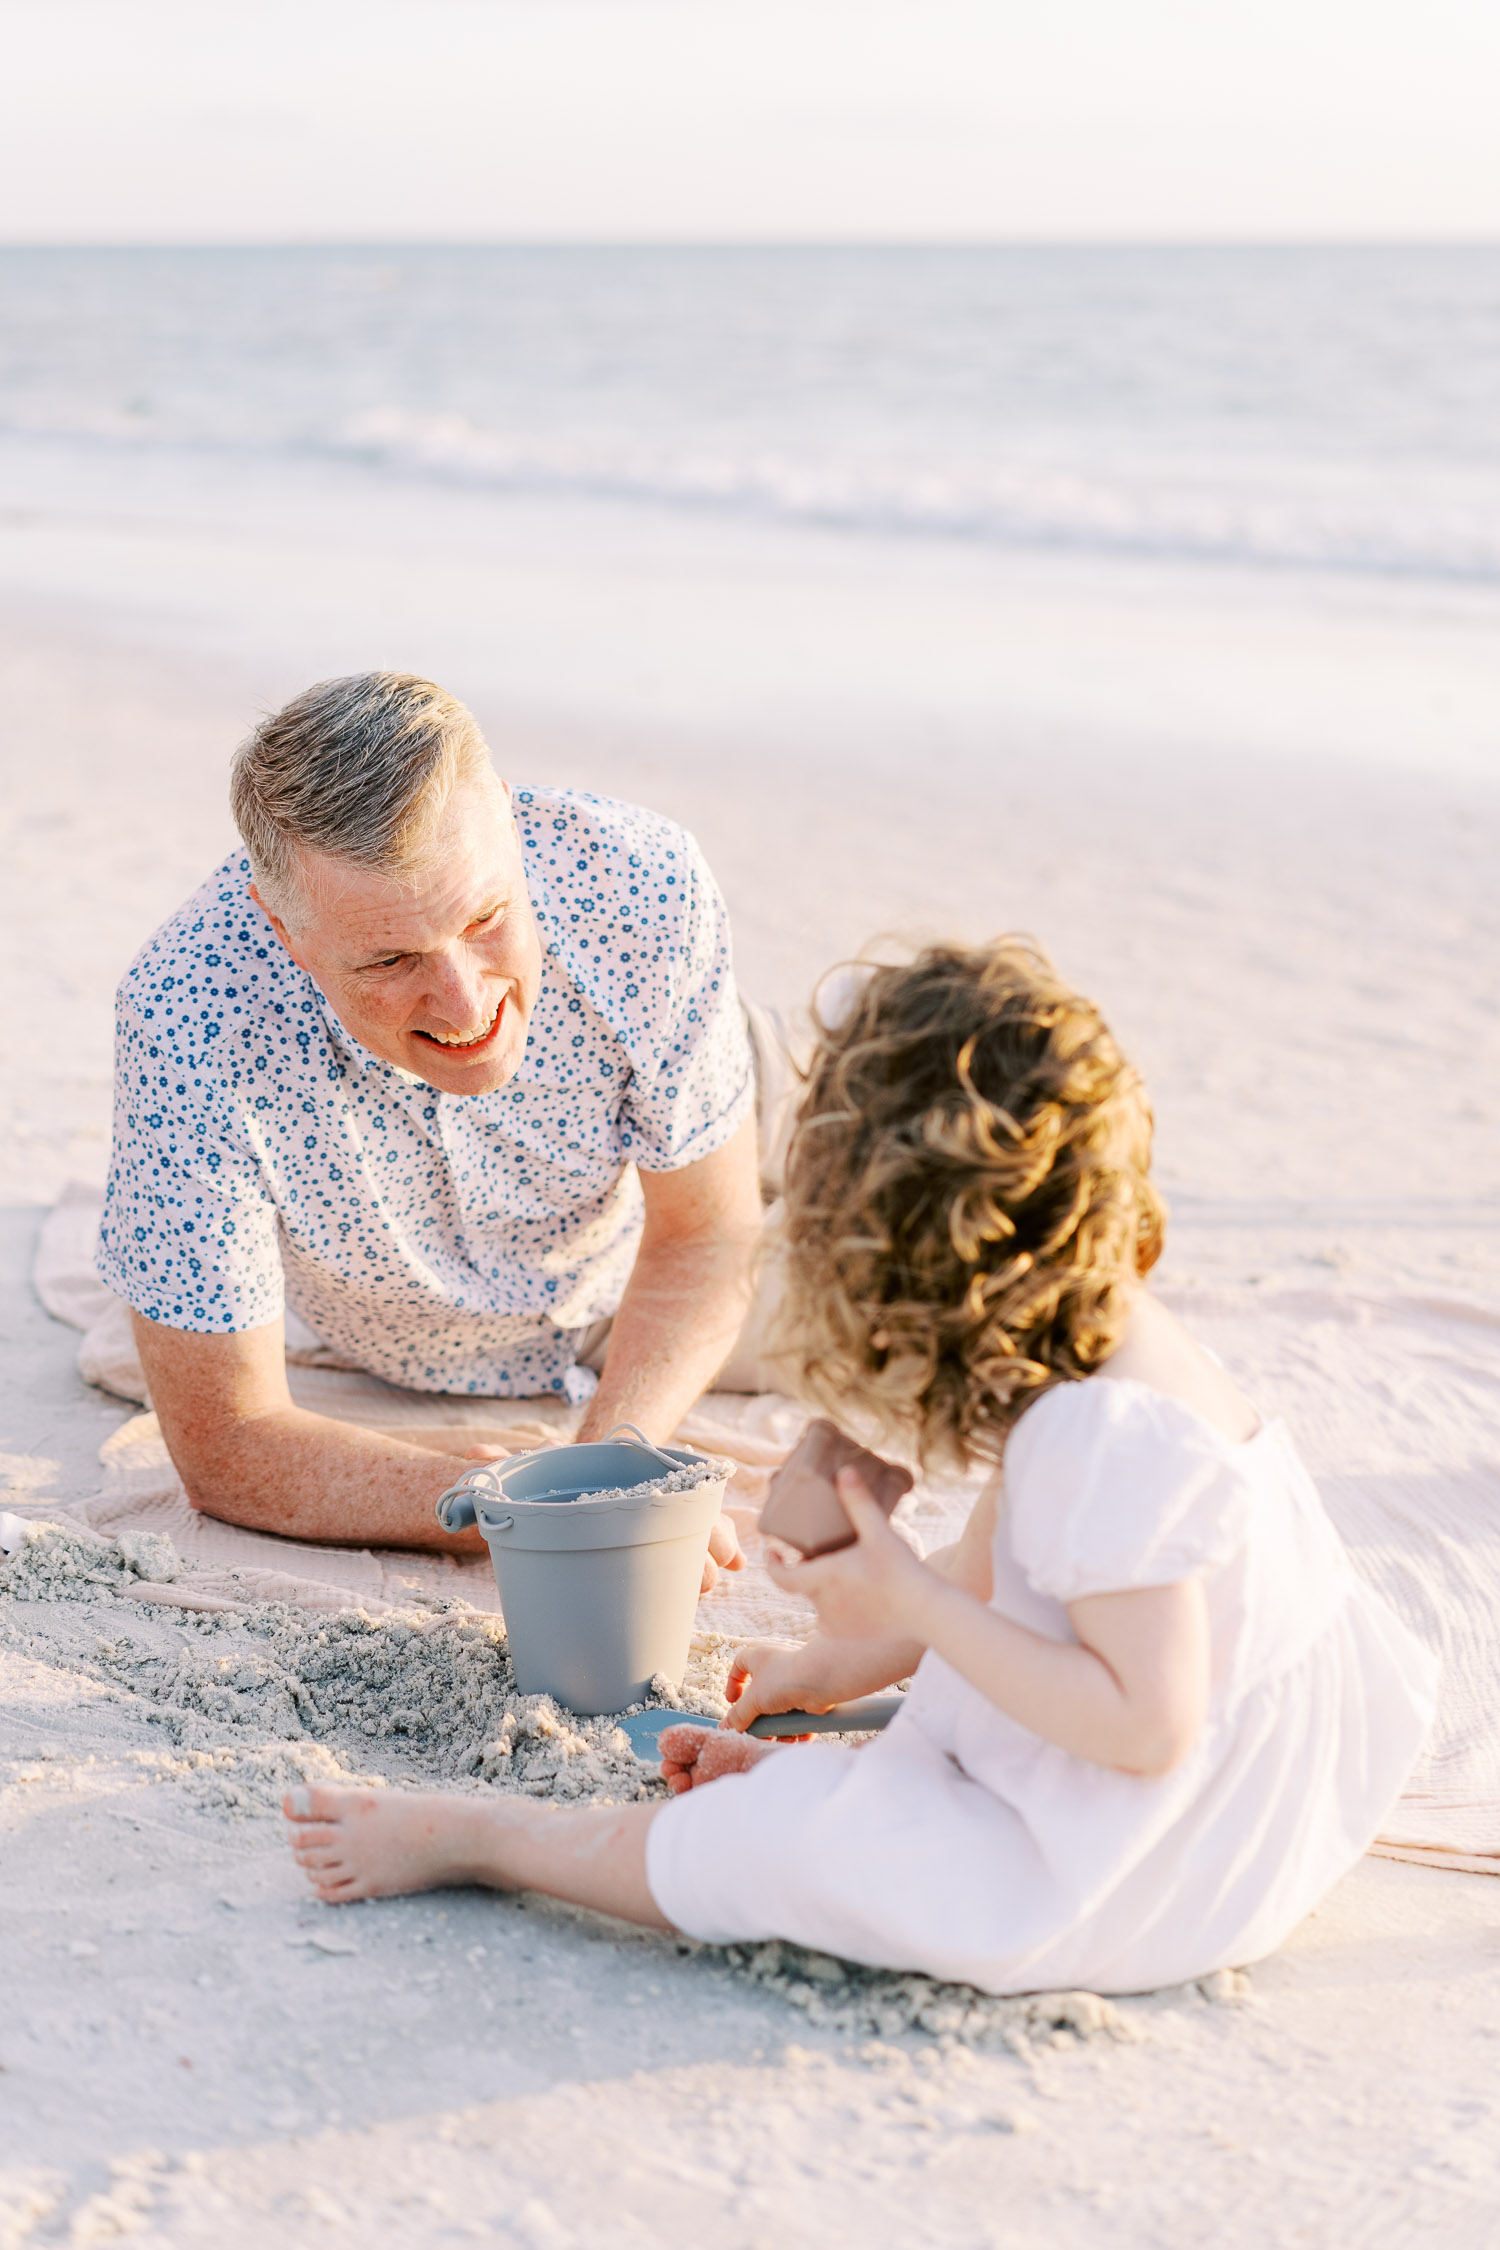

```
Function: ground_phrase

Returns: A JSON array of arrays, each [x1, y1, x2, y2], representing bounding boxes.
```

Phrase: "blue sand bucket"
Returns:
[[436, 1426, 729, 1716]]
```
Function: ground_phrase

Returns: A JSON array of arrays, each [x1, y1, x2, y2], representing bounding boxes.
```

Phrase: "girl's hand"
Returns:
[[721, 1641, 829, 1734], [765, 1468, 936, 1643]]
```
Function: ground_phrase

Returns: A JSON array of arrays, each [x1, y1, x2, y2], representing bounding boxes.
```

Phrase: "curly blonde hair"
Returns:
[[778, 939, 1165, 1468]]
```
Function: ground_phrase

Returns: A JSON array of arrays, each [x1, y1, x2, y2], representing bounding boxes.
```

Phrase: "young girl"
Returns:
[[284, 941, 1437, 1994]]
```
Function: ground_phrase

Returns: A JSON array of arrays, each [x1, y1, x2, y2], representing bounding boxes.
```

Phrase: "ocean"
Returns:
[[3, 243, 1500, 589]]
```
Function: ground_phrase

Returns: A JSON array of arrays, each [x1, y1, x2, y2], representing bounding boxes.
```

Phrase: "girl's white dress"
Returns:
[[646, 1377, 1439, 1994]]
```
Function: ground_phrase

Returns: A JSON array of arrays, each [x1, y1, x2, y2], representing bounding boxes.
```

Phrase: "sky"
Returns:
[[0, 0, 1497, 244]]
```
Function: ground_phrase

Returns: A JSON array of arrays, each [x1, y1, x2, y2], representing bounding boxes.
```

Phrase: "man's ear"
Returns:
[[248, 881, 304, 967]]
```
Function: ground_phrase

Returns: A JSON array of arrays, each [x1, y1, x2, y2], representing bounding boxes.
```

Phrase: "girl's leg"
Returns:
[[283, 1785, 673, 1928]]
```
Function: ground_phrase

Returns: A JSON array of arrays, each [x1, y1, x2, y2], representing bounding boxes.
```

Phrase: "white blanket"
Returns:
[[25, 1184, 1500, 1872]]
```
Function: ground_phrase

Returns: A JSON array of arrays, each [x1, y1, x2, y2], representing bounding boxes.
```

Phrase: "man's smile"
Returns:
[[412, 999, 506, 1054]]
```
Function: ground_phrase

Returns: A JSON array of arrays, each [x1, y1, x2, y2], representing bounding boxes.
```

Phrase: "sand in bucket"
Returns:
[[435, 1426, 730, 1716]]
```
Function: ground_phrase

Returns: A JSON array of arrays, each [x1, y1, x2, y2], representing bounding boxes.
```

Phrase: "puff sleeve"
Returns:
[[1004, 1379, 1251, 1603]]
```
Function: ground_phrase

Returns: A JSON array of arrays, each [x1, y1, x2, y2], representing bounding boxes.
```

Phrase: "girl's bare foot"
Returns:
[[285, 1784, 670, 1925], [283, 1783, 511, 1903], [658, 1724, 777, 1795]]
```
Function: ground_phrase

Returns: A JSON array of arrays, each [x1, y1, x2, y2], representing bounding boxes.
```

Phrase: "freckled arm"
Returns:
[[130, 1309, 494, 1552], [574, 1112, 763, 1445]]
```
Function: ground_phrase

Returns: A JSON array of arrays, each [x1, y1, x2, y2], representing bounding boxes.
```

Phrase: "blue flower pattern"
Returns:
[[97, 788, 754, 1402]]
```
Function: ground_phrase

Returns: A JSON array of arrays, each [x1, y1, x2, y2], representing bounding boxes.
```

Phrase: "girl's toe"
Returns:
[[302, 1784, 355, 1821], [297, 1846, 352, 1872], [317, 1870, 369, 1900], [284, 1783, 359, 1824], [284, 1821, 341, 1849]]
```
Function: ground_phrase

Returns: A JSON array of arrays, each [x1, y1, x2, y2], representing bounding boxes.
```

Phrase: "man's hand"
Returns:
[[701, 1513, 744, 1594]]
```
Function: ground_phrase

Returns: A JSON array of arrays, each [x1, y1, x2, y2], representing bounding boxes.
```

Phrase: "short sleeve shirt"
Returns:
[[96, 787, 755, 1402]]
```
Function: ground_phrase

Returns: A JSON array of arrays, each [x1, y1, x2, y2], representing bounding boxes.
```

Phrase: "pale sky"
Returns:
[[1, 0, 1497, 243]]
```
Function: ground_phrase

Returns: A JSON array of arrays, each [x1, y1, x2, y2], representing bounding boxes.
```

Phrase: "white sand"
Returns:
[[3, 475, 1500, 2245]]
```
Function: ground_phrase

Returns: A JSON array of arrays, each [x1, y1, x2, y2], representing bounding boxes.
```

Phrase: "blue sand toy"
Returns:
[[619, 1711, 718, 1762], [619, 1695, 906, 1764]]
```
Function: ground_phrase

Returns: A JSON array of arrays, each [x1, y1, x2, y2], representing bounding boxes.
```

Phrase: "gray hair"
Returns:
[[230, 672, 493, 921]]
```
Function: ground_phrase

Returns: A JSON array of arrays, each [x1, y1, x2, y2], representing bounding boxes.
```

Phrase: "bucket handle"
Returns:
[[435, 1425, 682, 1533], [434, 1452, 542, 1534], [604, 1422, 686, 1477]]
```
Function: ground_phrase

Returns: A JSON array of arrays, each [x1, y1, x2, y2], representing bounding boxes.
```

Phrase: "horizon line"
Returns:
[[2, 235, 1499, 254]]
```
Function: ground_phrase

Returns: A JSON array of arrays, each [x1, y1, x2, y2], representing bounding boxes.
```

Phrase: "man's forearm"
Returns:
[[176, 1406, 490, 1553], [576, 1234, 757, 1443]]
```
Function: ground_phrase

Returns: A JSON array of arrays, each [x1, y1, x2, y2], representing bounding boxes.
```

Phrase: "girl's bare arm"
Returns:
[[722, 1472, 1002, 1730], [769, 1472, 1211, 1777], [908, 1573, 1210, 1776]]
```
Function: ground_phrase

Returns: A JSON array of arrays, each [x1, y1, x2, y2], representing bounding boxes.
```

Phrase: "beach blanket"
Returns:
[[22, 1184, 1500, 1874]]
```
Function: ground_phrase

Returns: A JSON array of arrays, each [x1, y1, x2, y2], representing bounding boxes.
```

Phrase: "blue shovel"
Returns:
[[619, 1694, 905, 1764]]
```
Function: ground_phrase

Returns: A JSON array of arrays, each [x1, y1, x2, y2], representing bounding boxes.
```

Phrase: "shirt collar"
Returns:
[[315, 987, 433, 1089]]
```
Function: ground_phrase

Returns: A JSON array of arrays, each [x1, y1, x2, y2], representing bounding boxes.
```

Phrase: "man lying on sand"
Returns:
[[95, 671, 763, 1581]]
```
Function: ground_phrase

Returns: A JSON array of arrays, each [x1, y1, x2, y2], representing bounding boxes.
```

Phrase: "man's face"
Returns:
[[252, 774, 544, 1096]]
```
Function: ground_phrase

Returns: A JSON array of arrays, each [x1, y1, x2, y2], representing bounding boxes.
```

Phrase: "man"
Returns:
[[97, 673, 764, 1576]]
